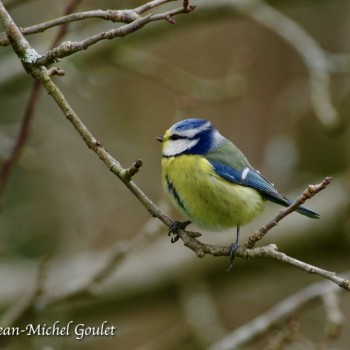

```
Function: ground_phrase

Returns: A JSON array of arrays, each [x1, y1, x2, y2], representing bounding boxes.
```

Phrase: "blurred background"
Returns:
[[0, 0, 350, 349]]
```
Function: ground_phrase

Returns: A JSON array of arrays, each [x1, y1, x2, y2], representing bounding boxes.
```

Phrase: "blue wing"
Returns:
[[209, 161, 319, 219]]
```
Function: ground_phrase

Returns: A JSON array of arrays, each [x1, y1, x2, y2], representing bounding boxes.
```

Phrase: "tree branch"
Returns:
[[169, 177, 350, 291], [0, 0, 182, 46], [239, 0, 339, 129], [2, 0, 348, 292], [26, 1, 195, 67], [245, 176, 332, 249], [1, 1, 348, 326], [39, 202, 168, 307], [248, 245, 350, 291], [0, 10, 136, 46], [200, 0, 340, 130], [322, 289, 345, 338], [0, 0, 177, 224], [0, 0, 345, 131], [208, 272, 350, 350], [0, 0, 82, 209], [0, 81, 40, 209]]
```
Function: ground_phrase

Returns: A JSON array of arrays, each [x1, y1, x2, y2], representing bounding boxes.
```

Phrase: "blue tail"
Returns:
[[284, 199, 319, 219]]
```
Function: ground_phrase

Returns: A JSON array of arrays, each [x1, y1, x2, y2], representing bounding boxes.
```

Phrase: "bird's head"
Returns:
[[156, 118, 224, 157]]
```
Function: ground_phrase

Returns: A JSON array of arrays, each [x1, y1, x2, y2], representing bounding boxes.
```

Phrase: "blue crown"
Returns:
[[171, 118, 211, 132]]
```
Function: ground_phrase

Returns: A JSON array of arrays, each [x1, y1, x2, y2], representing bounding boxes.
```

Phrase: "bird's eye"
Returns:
[[169, 134, 181, 141]]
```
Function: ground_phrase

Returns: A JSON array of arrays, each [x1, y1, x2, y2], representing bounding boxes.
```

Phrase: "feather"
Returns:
[[209, 160, 319, 219]]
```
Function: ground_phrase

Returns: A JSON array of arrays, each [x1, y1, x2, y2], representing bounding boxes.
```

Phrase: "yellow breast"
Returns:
[[161, 155, 264, 231]]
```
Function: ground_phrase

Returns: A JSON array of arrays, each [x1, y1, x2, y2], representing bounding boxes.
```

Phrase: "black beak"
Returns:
[[156, 135, 164, 142]]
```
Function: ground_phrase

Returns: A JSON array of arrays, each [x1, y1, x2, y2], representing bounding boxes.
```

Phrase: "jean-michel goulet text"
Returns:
[[0, 321, 117, 340]]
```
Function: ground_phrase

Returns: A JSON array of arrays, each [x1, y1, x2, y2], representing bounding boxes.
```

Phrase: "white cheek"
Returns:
[[163, 139, 199, 156]]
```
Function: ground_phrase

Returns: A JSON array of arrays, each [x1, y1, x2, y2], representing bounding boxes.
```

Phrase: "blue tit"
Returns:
[[157, 118, 319, 268]]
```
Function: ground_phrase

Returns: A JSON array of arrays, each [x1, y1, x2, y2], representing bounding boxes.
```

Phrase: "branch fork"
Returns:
[[168, 177, 350, 291], [245, 176, 332, 249], [1, 1, 349, 339]]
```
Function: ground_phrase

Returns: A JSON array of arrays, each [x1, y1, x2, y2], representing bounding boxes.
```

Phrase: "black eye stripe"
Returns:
[[169, 134, 186, 140]]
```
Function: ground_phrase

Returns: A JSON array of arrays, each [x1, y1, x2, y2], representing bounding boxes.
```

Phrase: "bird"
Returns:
[[156, 118, 319, 269]]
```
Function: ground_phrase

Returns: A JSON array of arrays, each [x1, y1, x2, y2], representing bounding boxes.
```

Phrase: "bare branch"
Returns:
[[0, 0, 170, 46], [0, 0, 81, 209], [0, 81, 40, 209], [178, 235, 350, 292], [39, 201, 168, 307], [171, 177, 330, 256], [48, 0, 83, 50], [166, 177, 350, 291], [0, 0, 344, 131], [2, 4, 346, 292], [31, 2, 195, 67], [120, 159, 143, 182], [1, 2, 348, 333], [245, 245, 350, 291], [245, 176, 332, 249], [0, 0, 176, 226], [322, 290, 345, 338], [0, 1, 196, 66], [199, 0, 341, 130], [0, 2, 32, 57], [1, 0, 343, 131], [208, 273, 350, 350], [0, 3, 40, 206], [135, 0, 175, 14], [47, 66, 65, 76], [21, 9, 138, 35], [237, 0, 339, 129]]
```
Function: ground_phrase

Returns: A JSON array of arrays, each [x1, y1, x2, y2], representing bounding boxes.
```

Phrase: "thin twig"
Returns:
[[49, 0, 83, 50], [0, 0, 179, 226], [245, 176, 332, 249], [2, 4, 348, 292], [0, 0, 81, 209], [1, 0, 349, 323], [40, 203, 167, 307], [1, 0, 340, 131], [135, 0, 175, 14], [245, 245, 350, 291], [172, 177, 330, 256], [0, 8, 140, 46], [0, 81, 40, 208], [33, 2, 195, 67], [322, 290, 345, 338], [120, 159, 143, 182], [201, 0, 340, 129], [208, 273, 350, 350]]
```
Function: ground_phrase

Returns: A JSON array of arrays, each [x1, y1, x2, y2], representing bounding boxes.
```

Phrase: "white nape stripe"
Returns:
[[162, 138, 199, 157], [241, 167, 250, 180], [170, 121, 211, 139], [211, 129, 224, 148]]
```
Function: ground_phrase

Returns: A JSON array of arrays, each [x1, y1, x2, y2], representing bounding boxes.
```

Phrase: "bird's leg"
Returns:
[[227, 226, 240, 272], [168, 220, 191, 243]]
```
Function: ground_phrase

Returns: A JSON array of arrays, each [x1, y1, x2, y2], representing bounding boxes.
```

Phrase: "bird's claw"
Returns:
[[168, 220, 191, 243], [226, 242, 240, 272]]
